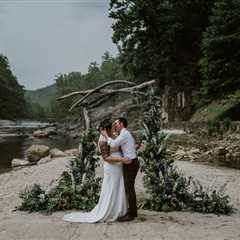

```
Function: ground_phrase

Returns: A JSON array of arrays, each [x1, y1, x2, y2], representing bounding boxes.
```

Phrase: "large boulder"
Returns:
[[26, 145, 50, 162], [37, 155, 52, 165], [11, 158, 33, 167], [33, 130, 47, 138], [64, 148, 79, 157], [50, 148, 66, 158]]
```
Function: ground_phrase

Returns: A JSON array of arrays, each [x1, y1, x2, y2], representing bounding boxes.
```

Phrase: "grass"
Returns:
[[191, 100, 239, 122]]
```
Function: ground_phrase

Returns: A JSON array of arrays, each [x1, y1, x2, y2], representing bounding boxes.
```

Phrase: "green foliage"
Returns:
[[50, 52, 128, 121], [17, 129, 102, 213], [20, 52, 127, 121], [110, 0, 213, 87], [0, 54, 26, 119], [139, 88, 233, 214], [18, 184, 49, 212], [222, 118, 232, 132], [24, 95, 47, 120], [199, 0, 240, 102], [207, 118, 233, 137], [207, 120, 221, 136]]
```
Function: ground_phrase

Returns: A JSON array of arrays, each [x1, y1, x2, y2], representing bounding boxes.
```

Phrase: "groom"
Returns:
[[102, 117, 139, 221]]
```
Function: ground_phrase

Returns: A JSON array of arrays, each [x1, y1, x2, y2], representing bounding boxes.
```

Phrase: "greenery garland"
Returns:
[[139, 88, 233, 214], [17, 129, 102, 213]]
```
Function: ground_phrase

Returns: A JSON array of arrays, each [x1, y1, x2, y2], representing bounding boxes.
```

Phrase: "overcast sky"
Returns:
[[0, 0, 118, 90]]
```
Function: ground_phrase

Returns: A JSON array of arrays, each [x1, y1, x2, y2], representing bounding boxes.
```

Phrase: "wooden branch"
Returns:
[[57, 80, 134, 102], [69, 79, 156, 111], [57, 91, 86, 101], [110, 79, 156, 93], [86, 93, 116, 109], [71, 90, 144, 111], [69, 80, 135, 111], [58, 79, 156, 103], [83, 107, 90, 131]]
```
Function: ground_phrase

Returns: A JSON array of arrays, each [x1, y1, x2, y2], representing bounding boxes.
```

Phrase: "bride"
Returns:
[[63, 119, 130, 223]]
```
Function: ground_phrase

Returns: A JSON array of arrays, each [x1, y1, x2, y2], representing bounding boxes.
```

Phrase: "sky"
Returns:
[[0, 0, 118, 90]]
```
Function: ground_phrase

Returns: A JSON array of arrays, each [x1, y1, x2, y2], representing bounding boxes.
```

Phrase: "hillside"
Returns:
[[191, 92, 240, 122], [25, 84, 57, 109]]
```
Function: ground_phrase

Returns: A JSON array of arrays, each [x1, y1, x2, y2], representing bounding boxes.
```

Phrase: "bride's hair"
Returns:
[[98, 118, 112, 131]]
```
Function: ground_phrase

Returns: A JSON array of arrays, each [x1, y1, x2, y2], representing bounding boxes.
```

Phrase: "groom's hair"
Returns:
[[118, 117, 128, 128]]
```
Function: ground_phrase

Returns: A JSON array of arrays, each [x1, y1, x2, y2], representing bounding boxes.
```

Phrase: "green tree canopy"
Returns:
[[109, 0, 214, 88], [199, 0, 240, 103], [51, 52, 127, 121], [0, 54, 26, 119]]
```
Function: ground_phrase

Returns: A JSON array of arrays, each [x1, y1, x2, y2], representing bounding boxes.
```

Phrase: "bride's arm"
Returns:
[[106, 155, 130, 164], [99, 141, 129, 164]]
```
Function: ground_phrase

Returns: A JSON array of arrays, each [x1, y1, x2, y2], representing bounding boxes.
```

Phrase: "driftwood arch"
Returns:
[[57, 79, 156, 130]]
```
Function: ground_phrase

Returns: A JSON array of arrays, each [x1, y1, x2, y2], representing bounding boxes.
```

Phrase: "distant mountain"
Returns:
[[25, 84, 57, 109]]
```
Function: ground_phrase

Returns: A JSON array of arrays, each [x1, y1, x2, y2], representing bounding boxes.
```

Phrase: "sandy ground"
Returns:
[[1, 157, 240, 240]]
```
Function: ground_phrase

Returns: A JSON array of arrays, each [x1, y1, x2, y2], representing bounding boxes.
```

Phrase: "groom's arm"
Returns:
[[99, 141, 129, 164], [107, 132, 127, 148]]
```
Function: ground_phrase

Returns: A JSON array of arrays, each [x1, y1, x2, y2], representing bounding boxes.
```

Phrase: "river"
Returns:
[[0, 120, 78, 173]]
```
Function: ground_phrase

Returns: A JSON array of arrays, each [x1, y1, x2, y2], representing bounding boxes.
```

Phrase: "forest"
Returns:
[[0, 0, 239, 121]]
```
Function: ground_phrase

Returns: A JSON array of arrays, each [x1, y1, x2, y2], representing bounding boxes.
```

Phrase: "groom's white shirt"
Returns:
[[107, 128, 137, 160]]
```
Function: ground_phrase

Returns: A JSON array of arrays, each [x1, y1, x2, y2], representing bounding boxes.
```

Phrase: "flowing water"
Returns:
[[0, 120, 78, 173]]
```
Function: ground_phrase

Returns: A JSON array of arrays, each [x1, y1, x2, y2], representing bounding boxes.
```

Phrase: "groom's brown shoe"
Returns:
[[117, 214, 134, 222]]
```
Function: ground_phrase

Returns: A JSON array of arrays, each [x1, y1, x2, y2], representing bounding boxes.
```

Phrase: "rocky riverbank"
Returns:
[[0, 120, 81, 172], [167, 132, 240, 169]]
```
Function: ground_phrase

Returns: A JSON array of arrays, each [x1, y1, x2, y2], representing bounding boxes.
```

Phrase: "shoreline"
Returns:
[[0, 157, 240, 239]]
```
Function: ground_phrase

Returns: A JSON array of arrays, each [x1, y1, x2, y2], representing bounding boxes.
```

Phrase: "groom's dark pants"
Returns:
[[123, 158, 139, 217]]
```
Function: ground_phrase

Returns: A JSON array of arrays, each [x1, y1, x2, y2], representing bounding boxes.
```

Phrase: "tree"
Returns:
[[109, 0, 214, 88], [51, 53, 128, 121], [199, 0, 240, 103], [0, 54, 26, 119]]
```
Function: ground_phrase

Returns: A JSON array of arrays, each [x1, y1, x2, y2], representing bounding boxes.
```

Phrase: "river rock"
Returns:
[[64, 148, 79, 157], [50, 148, 66, 158], [174, 149, 187, 160], [37, 155, 52, 165], [173, 147, 202, 162], [207, 138, 240, 168], [26, 145, 50, 162], [44, 126, 57, 136], [33, 130, 47, 138], [188, 147, 200, 155], [11, 158, 33, 167], [33, 127, 57, 138]]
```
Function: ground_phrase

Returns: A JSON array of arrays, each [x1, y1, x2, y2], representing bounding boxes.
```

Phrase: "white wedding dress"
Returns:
[[63, 137, 127, 223]]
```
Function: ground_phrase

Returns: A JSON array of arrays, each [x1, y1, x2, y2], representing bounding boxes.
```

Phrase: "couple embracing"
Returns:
[[63, 117, 139, 223]]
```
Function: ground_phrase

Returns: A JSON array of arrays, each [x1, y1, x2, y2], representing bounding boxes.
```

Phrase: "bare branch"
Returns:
[[87, 94, 116, 109], [69, 80, 156, 111], [57, 91, 87, 101], [69, 80, 135, 111], [83, 107, 90, 131], [57, 80, 134, 102]]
